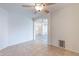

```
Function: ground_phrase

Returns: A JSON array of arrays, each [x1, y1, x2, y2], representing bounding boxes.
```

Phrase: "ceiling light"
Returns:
[[35, 4, 43, 11]]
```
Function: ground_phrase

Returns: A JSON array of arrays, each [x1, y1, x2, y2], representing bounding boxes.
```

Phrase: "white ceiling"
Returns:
[[0, 3, 34, 17], [0, 3, 68, 18]]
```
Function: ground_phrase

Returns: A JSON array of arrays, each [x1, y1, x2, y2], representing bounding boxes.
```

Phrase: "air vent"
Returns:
[[59, 40, 65, 48]]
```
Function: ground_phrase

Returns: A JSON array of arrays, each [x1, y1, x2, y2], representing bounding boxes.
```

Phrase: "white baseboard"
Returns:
[[65, 48, 79, 53], [51, 44, 79, 53]]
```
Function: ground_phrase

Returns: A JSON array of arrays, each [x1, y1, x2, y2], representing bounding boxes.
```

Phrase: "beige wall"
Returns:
[[49, 4, 79, 52]]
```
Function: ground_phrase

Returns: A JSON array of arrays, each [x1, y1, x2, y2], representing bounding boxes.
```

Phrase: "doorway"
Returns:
[[33, 18, 48, 43]]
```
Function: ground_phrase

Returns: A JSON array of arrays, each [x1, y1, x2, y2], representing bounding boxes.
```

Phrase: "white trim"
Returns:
[[51, 44, 79, 53], [65, 48, 79, 53]]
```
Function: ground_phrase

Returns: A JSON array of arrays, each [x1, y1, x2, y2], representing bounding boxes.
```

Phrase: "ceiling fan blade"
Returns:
[[44, 10, 49, 13], [22, 5, 34, 7], [46, 3, 56, 6]]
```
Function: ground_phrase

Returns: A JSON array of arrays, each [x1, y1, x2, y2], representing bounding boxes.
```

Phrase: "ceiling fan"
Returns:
[[22, 3, 55, 14]]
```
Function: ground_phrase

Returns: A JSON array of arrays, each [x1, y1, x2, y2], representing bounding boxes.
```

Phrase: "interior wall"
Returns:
[[0, 8, 8, 49], [48, 13, 53, 45], [8, 12, 33, 46], [0, 6, 33, 49], [51, 4, 79, 52]]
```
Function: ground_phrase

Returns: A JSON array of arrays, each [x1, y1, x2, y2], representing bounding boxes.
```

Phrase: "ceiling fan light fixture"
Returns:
[[35, 4, 43, 11]]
